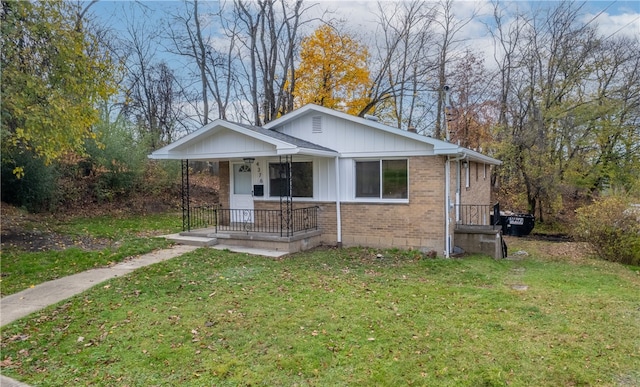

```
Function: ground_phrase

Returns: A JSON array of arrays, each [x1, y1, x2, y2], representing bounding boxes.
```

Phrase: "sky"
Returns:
[[90, 0, 639, 69], [88, 0, 639, 127], [91, 1, 640, 44]]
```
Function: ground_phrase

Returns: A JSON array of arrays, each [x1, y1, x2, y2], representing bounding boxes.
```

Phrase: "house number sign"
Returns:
[[256, 161, 263, 183]]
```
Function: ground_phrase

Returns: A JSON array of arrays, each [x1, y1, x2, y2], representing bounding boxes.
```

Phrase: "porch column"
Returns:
[[279, 155, 293, 237], [181, 159, 190, 231]]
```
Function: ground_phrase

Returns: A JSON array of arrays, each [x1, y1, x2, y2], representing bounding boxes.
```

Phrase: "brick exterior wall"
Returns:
[[334, 156, 446, 252], [214, 156, 467, 254], [258, 156, 445, 252], [218, 161, 230, 209], [249, 200, 335, 242], [460, 161, 491, 206]]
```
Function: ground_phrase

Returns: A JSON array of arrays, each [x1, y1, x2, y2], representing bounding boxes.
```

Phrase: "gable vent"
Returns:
[[312, 116, 322, 133]]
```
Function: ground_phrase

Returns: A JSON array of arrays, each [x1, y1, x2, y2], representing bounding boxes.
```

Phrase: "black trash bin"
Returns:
[[501, 214, 535, 236]]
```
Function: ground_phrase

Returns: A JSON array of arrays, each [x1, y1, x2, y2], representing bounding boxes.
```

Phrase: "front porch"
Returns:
[[168, 204, 323, 253]]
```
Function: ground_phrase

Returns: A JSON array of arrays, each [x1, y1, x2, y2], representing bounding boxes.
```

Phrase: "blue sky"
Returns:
[[86, 0, 638, 127], [90, 0, 640, 59]]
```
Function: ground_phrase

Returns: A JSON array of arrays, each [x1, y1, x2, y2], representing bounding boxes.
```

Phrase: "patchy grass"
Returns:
[[50, 212, 183, 239], [1, 244, 639, 386], [0, 213, 181, 296]]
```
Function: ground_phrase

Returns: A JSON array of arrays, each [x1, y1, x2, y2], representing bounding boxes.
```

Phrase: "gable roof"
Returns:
[[149, 118, 338, 160], [233, 122, 337, 154], [264, 104, 501, 165], [149, 104, 501, 165]]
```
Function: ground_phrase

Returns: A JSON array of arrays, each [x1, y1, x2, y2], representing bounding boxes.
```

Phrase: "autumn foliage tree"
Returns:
[[0, 1, 116, 177], [293, 25, 372, 115]]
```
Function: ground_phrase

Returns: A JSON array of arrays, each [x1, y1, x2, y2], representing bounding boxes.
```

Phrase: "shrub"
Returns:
[[574, 196, 640, 265], [84, 117, 147, 201], [0, 149, 60, 212]]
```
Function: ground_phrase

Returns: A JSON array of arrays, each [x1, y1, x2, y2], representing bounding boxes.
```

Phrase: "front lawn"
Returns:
[[1, 242, 639, 386], [0, 212, 181, 296]]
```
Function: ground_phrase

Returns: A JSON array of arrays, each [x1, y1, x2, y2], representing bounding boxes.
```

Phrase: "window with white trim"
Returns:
[[355, 159, 408, 199], [269, 162, 313, 197]]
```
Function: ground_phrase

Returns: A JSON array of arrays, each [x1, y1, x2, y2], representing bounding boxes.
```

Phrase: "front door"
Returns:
[[230, 163, 254, 224]]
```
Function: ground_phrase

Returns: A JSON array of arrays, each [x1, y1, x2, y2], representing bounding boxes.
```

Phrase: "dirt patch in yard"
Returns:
[[1, 172, 219, 252], [1, 203, 114, 252]]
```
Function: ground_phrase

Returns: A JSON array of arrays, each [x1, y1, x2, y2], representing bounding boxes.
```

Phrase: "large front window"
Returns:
[[356, 159, 408, 199], [269, 162, 313, 197]]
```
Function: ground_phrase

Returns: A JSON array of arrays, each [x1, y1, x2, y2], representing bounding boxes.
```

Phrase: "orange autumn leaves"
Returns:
[[292, 25, 372, 116]]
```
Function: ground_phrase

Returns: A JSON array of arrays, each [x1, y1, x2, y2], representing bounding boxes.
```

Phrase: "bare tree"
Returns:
[[168, 0, 233, 123], [431, 0, 478, 139], [487, 1, 640, 219], [364, 1, 438, 130], [447, 49, 495, 149], [168, 0, 312, 126], [233, 0, 311, 125], [120, 16, 185, 150]]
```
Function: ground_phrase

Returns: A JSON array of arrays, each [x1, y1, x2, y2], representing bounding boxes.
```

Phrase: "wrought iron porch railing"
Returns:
[[455, 203, 500, 228], [187, 205, 319, 237]]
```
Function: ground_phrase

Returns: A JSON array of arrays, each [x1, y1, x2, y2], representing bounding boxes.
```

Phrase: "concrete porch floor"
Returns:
[[163, 227, 323, 255]]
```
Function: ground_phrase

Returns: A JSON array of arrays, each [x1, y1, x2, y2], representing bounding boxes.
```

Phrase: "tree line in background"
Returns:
[[2, 1, 639, 230]]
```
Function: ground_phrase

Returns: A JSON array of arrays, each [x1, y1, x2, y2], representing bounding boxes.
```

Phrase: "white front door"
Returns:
[[230, 163, 254, 223]]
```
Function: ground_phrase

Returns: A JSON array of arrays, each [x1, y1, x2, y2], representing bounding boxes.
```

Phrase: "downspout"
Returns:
[[334, 156, 342, 247], [445, 153, 467, 258], [443, 84, 454, 257], [451, 153, 467, 224], [445, 157, 451, 258]]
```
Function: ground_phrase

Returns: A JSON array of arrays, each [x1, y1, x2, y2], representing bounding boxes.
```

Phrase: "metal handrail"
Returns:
[[455, 203, 500, 228], [188, 205, 319, 236]]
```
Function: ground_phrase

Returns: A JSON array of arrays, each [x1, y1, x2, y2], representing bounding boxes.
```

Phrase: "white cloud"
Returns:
[[584, 11, 640, 39]]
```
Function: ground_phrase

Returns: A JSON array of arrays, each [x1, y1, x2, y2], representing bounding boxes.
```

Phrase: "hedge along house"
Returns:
[[149, 104, 503, 257]]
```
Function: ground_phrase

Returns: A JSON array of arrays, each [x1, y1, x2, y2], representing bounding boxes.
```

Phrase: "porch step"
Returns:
[[162, 233, 218, 247], [159, 234, 289, 257]]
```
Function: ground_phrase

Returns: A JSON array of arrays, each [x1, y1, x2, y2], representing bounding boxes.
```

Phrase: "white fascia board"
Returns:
[[262, 104, 321, 129], [265, 103, 462, 151], [434, 147, 502, 165], [148, 119, 299, 159], [149, 150, 279, 160], [148, 119, 226, 158], [148, 152, 178, 160], [266, 105, 502, 165], [464, 150, 502, 165], [340, 150, 434, 158]]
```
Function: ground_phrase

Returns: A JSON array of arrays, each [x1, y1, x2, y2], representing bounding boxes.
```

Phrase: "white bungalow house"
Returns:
[[150, 104, 503, 257]]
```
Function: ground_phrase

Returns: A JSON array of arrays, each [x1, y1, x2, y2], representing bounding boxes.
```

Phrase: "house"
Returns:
[[149, 104, 503, 257]]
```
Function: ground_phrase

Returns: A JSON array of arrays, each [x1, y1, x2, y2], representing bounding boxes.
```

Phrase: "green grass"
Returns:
[[0, 213, 181, 296], [51, 212, 183, 239], [1, 244, 639, 386]]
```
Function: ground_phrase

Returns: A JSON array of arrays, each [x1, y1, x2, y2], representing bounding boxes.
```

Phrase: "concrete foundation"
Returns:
[[454, 226, 505, 259], [181, 228, 323, 253]]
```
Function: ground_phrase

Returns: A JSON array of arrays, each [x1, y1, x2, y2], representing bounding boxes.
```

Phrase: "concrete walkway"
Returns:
[[0, 242, 287, 386], [0, 244, 199, 327], [0, 244, 199, 387]]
